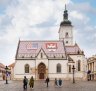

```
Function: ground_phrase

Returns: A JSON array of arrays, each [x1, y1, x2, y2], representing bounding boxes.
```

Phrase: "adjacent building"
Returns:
[[8, 62, 15, 80], [0, 63, 5, 80], [14, 6, 87, 80], [87, 55, 96, 80]]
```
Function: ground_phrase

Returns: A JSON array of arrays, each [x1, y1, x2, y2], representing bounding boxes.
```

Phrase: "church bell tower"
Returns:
[[59, 5, 73, 46]]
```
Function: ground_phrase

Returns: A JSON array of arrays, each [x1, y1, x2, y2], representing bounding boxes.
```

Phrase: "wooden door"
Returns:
[[39, 73, 44, 79], [38, 63, 46, 79]]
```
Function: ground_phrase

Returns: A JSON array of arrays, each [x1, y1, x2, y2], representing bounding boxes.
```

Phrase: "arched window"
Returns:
[[57, 63, 61, 73], [25, 64, 29, 73], [78, 60, 81, 71]]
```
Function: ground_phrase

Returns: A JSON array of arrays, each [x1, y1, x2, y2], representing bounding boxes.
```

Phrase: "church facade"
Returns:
[[14, 7, 87, 80]]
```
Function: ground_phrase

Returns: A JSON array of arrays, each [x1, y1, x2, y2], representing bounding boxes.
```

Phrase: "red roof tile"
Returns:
[[0, 63, 5, 68], [16, 40, 66, 59], [65, 44, 83, 55]]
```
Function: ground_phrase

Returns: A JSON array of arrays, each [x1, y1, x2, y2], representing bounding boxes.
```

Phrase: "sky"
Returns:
[[0, 0, 96, 65]]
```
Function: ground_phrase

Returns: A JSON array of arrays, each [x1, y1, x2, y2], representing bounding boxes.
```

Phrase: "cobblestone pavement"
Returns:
[[0, 80, 96, 91]]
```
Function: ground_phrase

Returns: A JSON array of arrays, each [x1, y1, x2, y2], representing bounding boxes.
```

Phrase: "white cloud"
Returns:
[[70, 11, 89, 24], [70, 11, 84, 20], [0, 0, 11, 5]]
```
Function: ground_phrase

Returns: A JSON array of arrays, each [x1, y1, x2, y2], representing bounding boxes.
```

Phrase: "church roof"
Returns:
[[65, 43, 84, 55], [16, 40, 67, 59]]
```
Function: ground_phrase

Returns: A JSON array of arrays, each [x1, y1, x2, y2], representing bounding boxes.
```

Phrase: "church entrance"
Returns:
[[38, 63, 46, 79]]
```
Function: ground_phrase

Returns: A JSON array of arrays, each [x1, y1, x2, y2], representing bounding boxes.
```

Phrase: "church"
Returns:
[[14, 6, 87, 80]]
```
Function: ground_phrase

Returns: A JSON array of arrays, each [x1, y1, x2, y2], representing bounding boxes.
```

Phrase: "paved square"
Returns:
[[0, 80, 96, 91]]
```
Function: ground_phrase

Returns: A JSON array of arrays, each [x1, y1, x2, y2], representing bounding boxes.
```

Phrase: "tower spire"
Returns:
[[63, 4, 68, 21], [59, 5, 73, 46], [65, 4, 66, 10], [60, 4, 72, 26]]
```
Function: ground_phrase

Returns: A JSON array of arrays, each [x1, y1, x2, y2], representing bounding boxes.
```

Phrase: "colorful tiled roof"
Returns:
[[16, 40, 84, 60], [16, 40, 66, 59], [65, 43, 83, 55]]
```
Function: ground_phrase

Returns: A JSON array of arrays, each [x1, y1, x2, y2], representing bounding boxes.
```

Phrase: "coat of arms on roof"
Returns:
[[27, 43, 38, 50], [46, 43, 57, 52]]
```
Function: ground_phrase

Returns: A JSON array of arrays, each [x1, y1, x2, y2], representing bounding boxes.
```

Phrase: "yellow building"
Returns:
[[8, 62, 15, 80]]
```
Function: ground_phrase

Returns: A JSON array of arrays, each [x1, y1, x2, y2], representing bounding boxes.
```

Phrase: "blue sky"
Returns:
[[0, 0, 96, 65]]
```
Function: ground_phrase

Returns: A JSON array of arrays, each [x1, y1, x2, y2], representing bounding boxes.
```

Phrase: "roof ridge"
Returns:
[[19, 40, 61, 42]]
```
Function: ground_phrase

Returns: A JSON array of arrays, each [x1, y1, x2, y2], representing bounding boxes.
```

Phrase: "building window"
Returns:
[[69, 65, 71, 73], [25, 64, 29, 73], [54, 55, 55, 58], [57, 63, 61, 73], [62, 55, 64, 58], [66, 41, 68, 43], [78, 60, 81, 71], [77, 50, 80, 54], [65, 32, 69, 37], [41, 53, 43, 58]]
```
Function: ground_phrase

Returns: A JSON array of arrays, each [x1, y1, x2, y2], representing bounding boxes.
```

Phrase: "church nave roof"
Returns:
[[15, 40, 67, 60]]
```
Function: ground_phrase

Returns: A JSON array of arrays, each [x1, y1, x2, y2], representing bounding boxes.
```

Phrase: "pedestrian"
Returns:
[[45, 77, 50, 87], [23, 76, 28, 90], [29, 76, 34, 89], [87, 70, 91, 81], [58, 78, 62, 87], [54, 78, 58, 87]]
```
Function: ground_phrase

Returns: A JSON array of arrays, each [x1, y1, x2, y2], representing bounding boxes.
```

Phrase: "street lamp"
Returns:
[[5, 66, 8, 84], [72, 65, 75, 83]]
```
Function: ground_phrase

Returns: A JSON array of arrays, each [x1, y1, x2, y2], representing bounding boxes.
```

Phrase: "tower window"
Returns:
[[65, 32, 69, 37], [66, 41, 68, 43]]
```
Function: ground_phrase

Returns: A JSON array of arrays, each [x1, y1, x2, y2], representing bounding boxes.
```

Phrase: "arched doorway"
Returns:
[[38, 63, 46, 79]]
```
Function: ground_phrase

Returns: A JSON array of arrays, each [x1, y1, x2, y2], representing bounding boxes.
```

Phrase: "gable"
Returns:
[[36, 48, 47, 59]]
